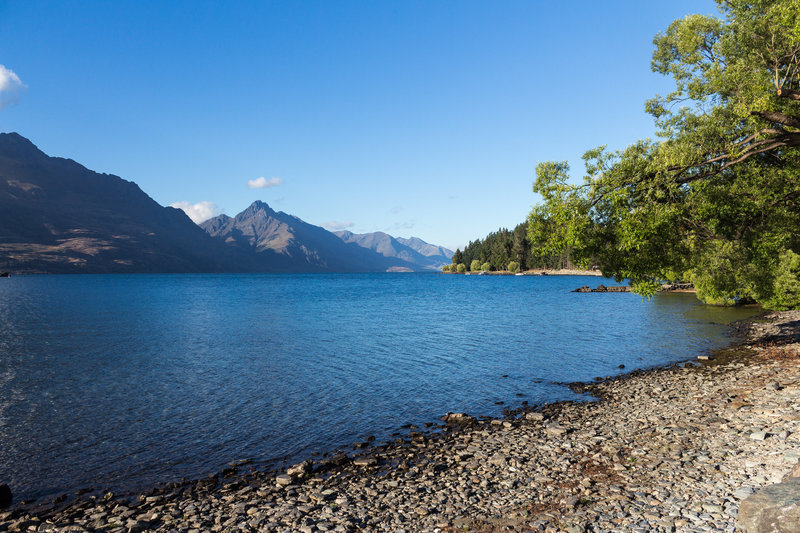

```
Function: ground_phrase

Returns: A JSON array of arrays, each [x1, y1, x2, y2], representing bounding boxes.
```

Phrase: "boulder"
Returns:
[[785, 461, 800, 481], [736, 476, 800, 532]]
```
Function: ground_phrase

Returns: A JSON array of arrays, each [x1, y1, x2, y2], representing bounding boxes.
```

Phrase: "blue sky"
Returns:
[[0, 0, 718, 251]]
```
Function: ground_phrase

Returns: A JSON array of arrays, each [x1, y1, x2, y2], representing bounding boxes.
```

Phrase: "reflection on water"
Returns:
[[0, 274, 759, 502]]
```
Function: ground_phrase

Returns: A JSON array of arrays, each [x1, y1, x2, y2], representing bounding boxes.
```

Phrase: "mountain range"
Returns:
[[334, 230, 452, 271], [0, 132, 452, 274]]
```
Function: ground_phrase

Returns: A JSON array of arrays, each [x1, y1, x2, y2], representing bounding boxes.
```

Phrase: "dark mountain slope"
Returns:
[[0, 133, 257, 273]]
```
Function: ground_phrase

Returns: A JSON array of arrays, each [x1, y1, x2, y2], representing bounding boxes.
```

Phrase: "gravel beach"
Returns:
[[2, 310, 799, 533]]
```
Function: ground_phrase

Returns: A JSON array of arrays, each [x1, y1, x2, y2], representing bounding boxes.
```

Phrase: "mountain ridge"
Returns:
[[0, 132, 452, 274], [201, 201, 420, 272], [333, 230, 452, 270]]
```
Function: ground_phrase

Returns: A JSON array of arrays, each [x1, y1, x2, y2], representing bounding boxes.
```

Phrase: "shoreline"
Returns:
[[3, 312, 799, 532], [447, 269, 604, 276]]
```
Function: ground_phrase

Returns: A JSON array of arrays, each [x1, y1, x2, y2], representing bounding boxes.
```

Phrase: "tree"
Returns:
[[470, 259, 482, 272], [528, 0, 800, 307], [508, 261, 520, 273], [481, 261, 491, 272], [456, 263, 467, 273], [441, 264, 451, 272], [451, 249, 464, 267]]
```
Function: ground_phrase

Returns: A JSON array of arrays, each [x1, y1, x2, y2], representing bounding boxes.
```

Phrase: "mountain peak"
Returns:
[[238, 200, 276, 219], [0, 132, 48, 161]]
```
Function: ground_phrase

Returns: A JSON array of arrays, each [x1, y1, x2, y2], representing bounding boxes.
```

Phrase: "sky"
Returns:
[[0, 0, 720, 251]]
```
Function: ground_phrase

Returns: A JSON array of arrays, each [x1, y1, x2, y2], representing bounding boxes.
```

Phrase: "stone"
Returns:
[[736, 477, 800, 532], [287, 460, 312, 479], [353, 457, 377, 467], [441, 412, 477, 425], [525, 412, 544, 421], [785, 461, 800, 480], [275, 474, 293, 486], [545, 424, 567, 436]]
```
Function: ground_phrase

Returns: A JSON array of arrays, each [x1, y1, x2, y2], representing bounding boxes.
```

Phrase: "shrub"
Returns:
[[765, 250, 800, 310], [508, 261, 520, 273], [456, 263, 467, 273], [442, 264, 451, 272], [470, 259, 482, 272], [481, 262, 490, 272]]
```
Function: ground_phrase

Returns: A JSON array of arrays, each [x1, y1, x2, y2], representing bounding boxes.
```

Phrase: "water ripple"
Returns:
[[0, 273, 758, 502]]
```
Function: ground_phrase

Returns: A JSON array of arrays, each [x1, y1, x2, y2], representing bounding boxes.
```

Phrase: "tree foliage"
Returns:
[[451, 221, 572, 272], [528, 0, 800, 307]]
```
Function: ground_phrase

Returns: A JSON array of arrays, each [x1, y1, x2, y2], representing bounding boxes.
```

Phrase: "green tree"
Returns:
[[441, 264, 451, 272], [456, 263, 467, 273], [528, 0, 800, 308], [764, 250, 800, 310], [451, 249, 464, 267], [470, 259, 482, 272], [508, 261, 520, 273], [481, 262, 491, 272]]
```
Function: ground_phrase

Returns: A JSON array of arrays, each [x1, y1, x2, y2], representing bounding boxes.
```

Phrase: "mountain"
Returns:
[[334, 231, 452, 270], [0, 132, 257, 273], [0, 132, 444, 274], [395, 236, 453, 263], [200, 202, 419, 272]]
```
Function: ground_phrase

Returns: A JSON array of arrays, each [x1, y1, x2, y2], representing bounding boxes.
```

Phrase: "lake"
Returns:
[[0, 273, 757, 503]]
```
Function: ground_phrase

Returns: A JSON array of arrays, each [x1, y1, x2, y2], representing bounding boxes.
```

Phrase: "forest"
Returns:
[[445, 221, 576, 272]]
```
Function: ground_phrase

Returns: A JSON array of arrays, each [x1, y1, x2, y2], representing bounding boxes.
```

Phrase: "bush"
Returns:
[[470, 259, 482, 272], [481, 262, 490, 272], [442, 264, 451, 272], [765, 250, 800, 310], [456, 263, 467, 273], [508, 261, 520, 273]]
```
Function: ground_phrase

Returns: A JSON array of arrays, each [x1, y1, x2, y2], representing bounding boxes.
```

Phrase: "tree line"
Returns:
[[445, 221, 576, 272]]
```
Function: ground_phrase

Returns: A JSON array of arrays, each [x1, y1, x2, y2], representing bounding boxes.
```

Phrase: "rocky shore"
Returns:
[[2, 311, 799, 532]]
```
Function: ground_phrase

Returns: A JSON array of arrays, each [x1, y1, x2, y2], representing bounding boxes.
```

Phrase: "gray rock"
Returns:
[[736, 477, 800, 532], [442, 412, 477, 425], [275, 474, 293, 486], [287, 460, 312, 479]]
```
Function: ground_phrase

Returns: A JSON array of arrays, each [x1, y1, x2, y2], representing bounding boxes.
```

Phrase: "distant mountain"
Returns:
[[334, 231, 452, 270], [201, 202, 419, 272], [395, 237, 453, 263], [0, 132, 256, 273], [0, 132, 441, 274]]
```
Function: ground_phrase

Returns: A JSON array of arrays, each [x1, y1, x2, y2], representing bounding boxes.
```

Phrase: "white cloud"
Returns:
[[0, 65, 26, 109], [170, 201, 222, 224], [247, 176, 284, 189], [322, 220, 354, 231]]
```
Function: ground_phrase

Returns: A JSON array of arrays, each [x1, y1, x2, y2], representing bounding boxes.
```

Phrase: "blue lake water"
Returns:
[[0, 273, 757, 503]]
